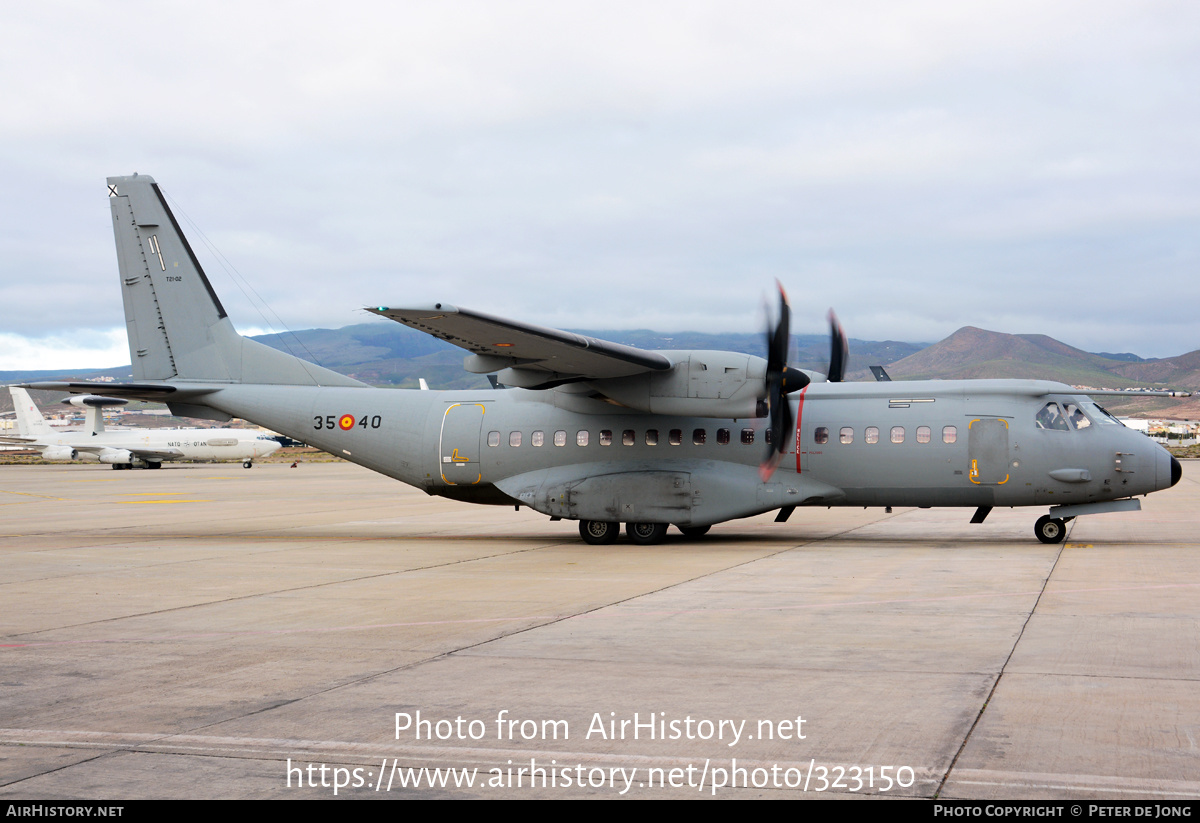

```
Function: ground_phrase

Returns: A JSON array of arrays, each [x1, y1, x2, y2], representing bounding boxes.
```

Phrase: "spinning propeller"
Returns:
[[759, 284, 848, 481]]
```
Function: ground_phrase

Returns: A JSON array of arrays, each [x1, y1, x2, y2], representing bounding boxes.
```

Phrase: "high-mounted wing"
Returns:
[[367, 304, 673, 389]]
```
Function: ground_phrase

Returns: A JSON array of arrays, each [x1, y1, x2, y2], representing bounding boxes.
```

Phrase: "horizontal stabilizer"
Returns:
[[16, 381, 212, 401]]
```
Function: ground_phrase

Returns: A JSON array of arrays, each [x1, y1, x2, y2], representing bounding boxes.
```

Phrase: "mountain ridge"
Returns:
[[4, 322, 1196, 417]]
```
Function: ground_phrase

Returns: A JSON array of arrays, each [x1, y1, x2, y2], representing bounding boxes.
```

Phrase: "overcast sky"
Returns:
[[2, 1, 1198, 370]]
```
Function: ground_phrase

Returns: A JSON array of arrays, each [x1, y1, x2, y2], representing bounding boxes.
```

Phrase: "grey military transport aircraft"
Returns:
[[22, 174, 1183, 545]]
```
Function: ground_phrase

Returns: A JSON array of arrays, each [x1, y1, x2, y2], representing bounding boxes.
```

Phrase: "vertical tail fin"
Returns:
[[9, 388, 53, 437], [106, 174, 365, 388]]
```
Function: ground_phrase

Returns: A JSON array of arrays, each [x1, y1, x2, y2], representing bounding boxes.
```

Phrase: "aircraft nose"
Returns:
[[1156, 447, 1182, 490]]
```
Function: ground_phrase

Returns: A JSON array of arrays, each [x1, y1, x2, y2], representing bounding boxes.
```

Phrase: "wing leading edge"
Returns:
[[367, 304, 673, 388]]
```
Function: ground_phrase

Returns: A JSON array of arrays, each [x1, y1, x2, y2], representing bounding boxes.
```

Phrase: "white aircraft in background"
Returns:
[[1, 387, 281, 469]]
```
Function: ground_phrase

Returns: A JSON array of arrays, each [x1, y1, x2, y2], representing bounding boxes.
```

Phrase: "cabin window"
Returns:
[[622, 429, 635, 445], [916, 426, 931, 444], [531, 430, 544, 447], [717, 428, 730, 445], [1035, 402, 1069, 431], [839, 427, 853, 444], [576, 430, 589, 446], [765, 428, 773, 445], [599, 429, 613, 446], [1063, 403, 1091, 430], [865, 426, 879, 444], [693, 428, 707, 445], [509, 431, 522, 447], [487, 431, 500, 447], [554, 430, 567, 447], [741, 428, 754, 445], [814, 427, 829, 445], [890, 426, 905, 444], [669, 429, 682, 446], [942, 426, 956, 444], [646, 429, 659, 446]]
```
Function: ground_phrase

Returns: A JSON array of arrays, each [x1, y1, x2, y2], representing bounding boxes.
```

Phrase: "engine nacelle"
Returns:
[[97, 448, 133, 465], [41, 445, 78, 461], [582, 351, 769, 419]]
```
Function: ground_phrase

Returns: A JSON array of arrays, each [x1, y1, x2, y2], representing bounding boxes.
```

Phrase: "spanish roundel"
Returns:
[[338, 414, 355, 430]]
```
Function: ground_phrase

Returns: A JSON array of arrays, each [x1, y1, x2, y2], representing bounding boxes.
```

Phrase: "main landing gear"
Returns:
[[579, 520, 619, 545], [627, 522, 668, 545], [1034, 514, 1073, 544], [243, 460, 254, 469], [577, 520, 710, 545]]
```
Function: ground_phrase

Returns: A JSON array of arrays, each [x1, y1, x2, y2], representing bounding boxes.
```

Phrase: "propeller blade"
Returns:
[[759, 385, 795, 481], [827, 309, 848, 383], [764, 281, 789, 383], [760, 281, 799, 480]]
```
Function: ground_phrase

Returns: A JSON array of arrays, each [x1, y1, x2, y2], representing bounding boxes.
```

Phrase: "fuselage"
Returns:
[[198, 378, 1176, 526], [31, 427, 281, 465]]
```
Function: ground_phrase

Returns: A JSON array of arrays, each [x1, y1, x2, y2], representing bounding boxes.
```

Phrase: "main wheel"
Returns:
[[243, 461, 253, 469], [1034, 515, 1067, 544], [579, 520, 619, 545], [677, 525, 711, 539], [626, 522, 668, 545]]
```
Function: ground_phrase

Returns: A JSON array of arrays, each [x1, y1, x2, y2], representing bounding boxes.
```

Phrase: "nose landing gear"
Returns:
[[1034, 515, 1072, 544]]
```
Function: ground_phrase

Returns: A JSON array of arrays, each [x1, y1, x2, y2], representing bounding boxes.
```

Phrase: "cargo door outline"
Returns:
[[968, 417, 1010, 485], [439, 403, 485, 485]]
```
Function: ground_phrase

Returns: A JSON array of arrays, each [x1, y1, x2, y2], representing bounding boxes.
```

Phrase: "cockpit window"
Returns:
[[1063, 403, 1091, 430], [1035, 402, 1070, 431], [1079, 399, 1121, 426]]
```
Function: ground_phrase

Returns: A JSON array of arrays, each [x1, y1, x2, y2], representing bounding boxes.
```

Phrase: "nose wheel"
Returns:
[[1034, 515, 1070, 544]]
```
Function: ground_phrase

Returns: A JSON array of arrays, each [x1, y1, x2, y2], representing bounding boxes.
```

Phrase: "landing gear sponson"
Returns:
[[578, 521, 710, 545]]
